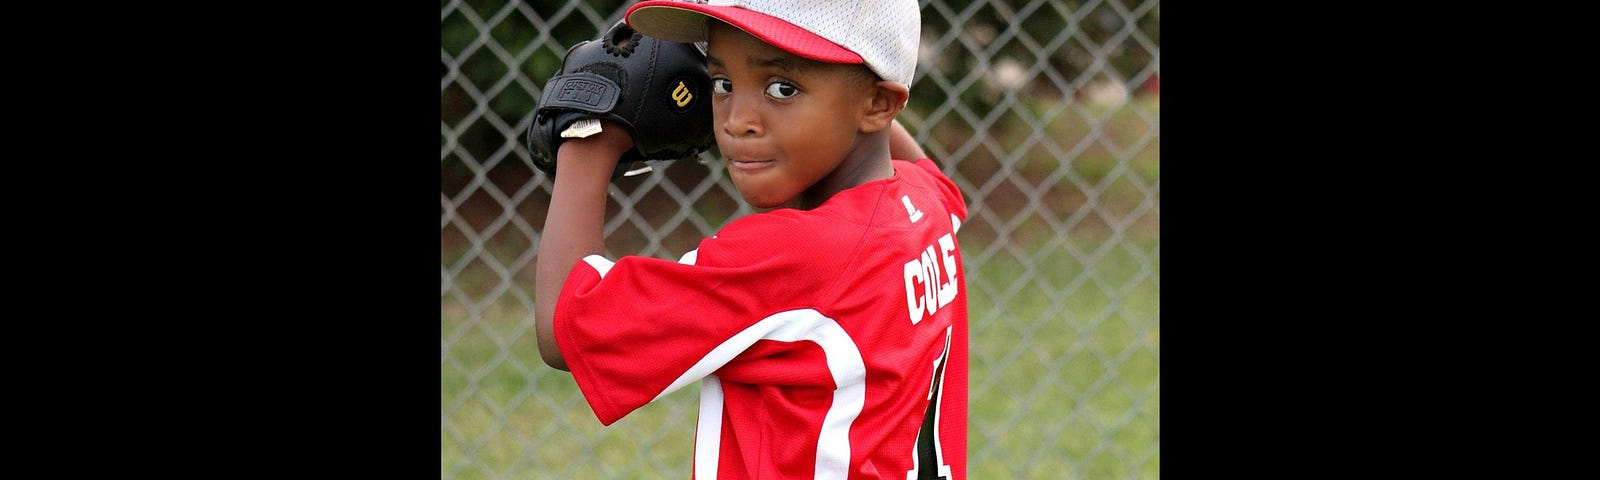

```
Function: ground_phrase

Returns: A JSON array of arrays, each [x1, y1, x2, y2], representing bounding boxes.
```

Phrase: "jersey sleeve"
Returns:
[[552, 214, 830, 425]]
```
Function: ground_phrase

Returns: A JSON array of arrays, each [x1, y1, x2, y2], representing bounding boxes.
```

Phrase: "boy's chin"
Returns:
[[734, 185, 797, 210], [740, 194, 793, 210]]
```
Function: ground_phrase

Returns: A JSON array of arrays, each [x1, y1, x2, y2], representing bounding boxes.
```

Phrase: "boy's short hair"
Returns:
[[625, 0, 920, 88]]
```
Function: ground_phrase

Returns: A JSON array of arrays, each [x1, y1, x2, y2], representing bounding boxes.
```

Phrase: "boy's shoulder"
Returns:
[[694, 185, 886, 268], [715, 202, 862, 248], [897, 157, 959, 192], [685, 208, 856, 279], [895, 158, 967, 216], [692, 158, 963, 266]]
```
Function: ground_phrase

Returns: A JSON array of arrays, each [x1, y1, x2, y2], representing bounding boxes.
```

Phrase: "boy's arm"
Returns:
[[888, 119, 927, 161], [535, 121, 634, 371]]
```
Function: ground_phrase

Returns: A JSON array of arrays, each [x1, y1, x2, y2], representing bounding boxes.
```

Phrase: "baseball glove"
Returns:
[[526, 20, 714, 180]]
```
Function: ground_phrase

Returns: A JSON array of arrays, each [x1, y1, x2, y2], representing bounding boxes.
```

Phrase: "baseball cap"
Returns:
[[624, 0, 920, 87]]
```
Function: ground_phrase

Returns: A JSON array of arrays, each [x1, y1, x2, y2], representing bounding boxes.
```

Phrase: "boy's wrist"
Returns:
[[555, 121, 636, 178]]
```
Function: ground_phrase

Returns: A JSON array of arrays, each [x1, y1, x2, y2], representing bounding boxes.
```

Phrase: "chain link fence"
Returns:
[[442, 0, 1158, 478]]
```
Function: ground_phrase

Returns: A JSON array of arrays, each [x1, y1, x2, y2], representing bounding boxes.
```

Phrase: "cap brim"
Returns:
[[625, 1, 863, 65]]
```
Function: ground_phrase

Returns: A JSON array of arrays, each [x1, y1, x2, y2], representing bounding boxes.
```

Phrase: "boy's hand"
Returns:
[[526, 20, 715, 181]]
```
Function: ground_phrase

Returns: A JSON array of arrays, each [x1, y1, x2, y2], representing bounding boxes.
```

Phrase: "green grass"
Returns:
[[961, 234, 1158, 479]]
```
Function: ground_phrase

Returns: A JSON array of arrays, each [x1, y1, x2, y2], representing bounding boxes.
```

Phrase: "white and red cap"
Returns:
[[624, 0, 920, 87]]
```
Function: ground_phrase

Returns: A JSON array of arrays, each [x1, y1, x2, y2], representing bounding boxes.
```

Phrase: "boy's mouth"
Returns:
[[728, 158, 775, 173]]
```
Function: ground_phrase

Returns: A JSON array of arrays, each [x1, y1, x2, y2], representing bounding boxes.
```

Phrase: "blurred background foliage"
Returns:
[[441, 0, 1158, 186]]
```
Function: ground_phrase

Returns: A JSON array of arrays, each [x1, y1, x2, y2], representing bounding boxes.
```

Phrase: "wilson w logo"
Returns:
[[671, 81, 692, 107]]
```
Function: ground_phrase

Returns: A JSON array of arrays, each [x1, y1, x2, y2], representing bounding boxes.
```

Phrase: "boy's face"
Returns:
[[704, 22, 877, 209]]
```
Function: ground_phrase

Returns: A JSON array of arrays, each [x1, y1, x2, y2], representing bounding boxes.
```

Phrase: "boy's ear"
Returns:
[[860, 80, 910, 133]]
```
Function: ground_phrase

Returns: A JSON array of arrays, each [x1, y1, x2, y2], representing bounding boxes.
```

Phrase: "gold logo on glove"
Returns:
[[671, 81, 693, 107]]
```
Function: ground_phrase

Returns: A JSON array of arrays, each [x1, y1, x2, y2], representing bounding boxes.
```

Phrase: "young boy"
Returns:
[[534, 1, 969, 478]]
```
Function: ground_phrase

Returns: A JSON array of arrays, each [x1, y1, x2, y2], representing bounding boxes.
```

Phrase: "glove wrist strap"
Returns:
[[536, 72, 621, 115]]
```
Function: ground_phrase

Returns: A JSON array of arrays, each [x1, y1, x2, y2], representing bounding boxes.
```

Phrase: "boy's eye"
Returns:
[[711, 78, 731, 94], [765, 82, 798, 99]]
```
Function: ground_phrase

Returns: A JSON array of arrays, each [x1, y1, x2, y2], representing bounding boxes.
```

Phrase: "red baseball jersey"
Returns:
[[554, 158, 969, 479]]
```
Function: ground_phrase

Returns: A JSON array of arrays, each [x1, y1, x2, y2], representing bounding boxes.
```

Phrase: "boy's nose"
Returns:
[[721, 94, 763, 138]]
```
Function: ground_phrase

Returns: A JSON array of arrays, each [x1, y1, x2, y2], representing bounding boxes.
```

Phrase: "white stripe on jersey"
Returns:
[[670, 309, 865, 480], [581, 255, 615, 277], [695, 374, 723, 480], [582, 250, 694, 276]]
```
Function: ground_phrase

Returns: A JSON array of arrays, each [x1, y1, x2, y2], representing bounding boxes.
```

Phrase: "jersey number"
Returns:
[[908, 327, 953, 480]]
